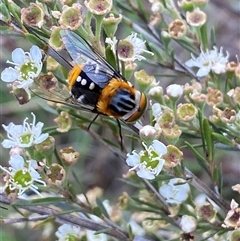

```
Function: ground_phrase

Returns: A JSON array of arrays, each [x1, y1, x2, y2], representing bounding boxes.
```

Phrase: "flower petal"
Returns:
[[126, 151, 140, 167], [30, 46, 42, 63], [196, 66, 211, 77], [137, 168, 155, 180], [1, 68, 19, 82], [12, 48, 26, 64], [2, 139, 16, 148], [9, 155, 24, 169], [152, 140, 167, 155]]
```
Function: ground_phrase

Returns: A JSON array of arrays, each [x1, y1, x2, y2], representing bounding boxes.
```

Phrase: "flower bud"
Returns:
[[49, 27, 64, 50], [54, 111, 72, 133], [196, 202, 216, 222], [59, 4, 83, 30], [219, 108, 236, 123], [35, 136, 55, 158], [180, 215, 197, 233], [139, 125, 157, 144], [134, 69, 158, 92], [177, 103, 198, 121], [206, 87, 223, 106], [163, 145, 183, 168], [162, 125, 182, 144], [168, 19, 187, 39], [184, 80, 202, 95], [59, 147, 80, 166], [84, 0, 112, 15], [149, 86, 163, 104], [11, 88, 31, 105], [158, 110, 175, 128], [46, 163, 66, 185], [21, 3, 45, 28], [186, 8, 207, 27], [178, 0, 194, 12], [166, 84, 183, 100], [103, 13, 122, 38], [37, 72, 58, 91]]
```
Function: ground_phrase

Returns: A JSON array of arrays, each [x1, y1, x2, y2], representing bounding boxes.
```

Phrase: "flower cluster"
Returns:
[[1, 113, 47, 197]]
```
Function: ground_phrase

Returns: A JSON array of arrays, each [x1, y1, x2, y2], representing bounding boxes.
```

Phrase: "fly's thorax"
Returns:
[[97, 79, 147, 120]]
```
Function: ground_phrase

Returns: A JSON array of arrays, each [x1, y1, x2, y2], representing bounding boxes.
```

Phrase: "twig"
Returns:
[[1, 214, 51, 224], [184, 169, 229, 214], [0, 193, 129, 240]]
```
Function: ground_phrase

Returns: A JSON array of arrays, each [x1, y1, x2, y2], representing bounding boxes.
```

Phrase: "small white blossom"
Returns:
[[126, 140, 167, 180], [2, 112, 49, 149], [185, 46, 229, 77], [159, 178, 190, 204], [166, 84, 183, 98], [1, 45, 42, 90], [106, 33, 154, 62], [55, 224, 81, 241], [0, 155, 46, 197], [180, 215, 197, 233]]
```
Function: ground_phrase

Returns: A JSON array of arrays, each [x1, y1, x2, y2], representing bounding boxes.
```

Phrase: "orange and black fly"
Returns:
[[31, 30, 147, 143], [57, 30, 147, 122]]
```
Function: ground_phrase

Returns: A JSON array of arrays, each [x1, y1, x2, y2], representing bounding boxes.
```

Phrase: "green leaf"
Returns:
[[200, 23, 208, 50], [203, 118, 214, 161], [30, 197, 67, 205], [0, 2, 11, 21], [212, 132, 234, 147], [96, 198, 109, 218], [25, 33, 46, 49], [92, 205, 103, 218], [105, 45, 117, 69], [210, 26, 216, 48], [185, 141, 211, 176]]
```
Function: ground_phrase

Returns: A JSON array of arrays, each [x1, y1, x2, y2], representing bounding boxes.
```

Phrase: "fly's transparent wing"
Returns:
[[30, 76, 96, 113], [60, 30, 123, 80]]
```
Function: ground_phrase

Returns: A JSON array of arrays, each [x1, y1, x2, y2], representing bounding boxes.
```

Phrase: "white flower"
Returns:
[[55, 224, 81, 241], [86, 230, 108, 241], [126, 140, 167, 180], [106, 33, 154, 62], [0, 155, 46, 197], [166, 84, 183, 98], [185, 46, 229, 77], [159, 178, 190, 204], [1, 45, 42, 90], [2, 112, 49, 148], [180, 215, 197, 233]]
